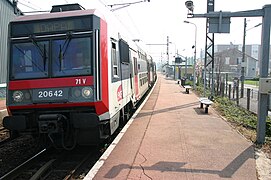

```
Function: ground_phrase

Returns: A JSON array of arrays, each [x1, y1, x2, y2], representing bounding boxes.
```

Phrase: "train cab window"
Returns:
[[111, 42, 119, 77], [52, 37, 92, 77], [11, 41, 49, 80]]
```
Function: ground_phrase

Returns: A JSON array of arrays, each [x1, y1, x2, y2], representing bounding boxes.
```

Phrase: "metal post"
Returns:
[[236, 80, 239, 106], [225, 73, 228, 95], [256, 5, 271, 144], [183, 21, 197, 89], [241, 18, 246, 98], [193, 26, 197, 90], [247, 88, 251, 110], [204, 41, 207, 97], [228, 84, 231, 99], [166, 36, 169, 65], [211, 33, 215, 100], [185, 57, 187, 78], [233, 84, 235, 100]]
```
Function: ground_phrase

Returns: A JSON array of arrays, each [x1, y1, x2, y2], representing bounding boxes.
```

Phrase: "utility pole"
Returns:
[[166, 36, 169, 65], [185, 1, 271, 144], [204, 0, 215, 98], [184, 20, 197, 89], [241, 18, 247, 98]]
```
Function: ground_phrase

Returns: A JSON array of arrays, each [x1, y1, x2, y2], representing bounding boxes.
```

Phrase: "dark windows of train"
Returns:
[[52, 37, 92, 77], [11, 41, 49, 80], [111, 42, 119, 77], [119, 39, 130, 64]]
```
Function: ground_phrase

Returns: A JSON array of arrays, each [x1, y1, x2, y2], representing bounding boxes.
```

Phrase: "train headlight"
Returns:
[[24, 91, 31, 100], [73, 88, 81, 97], [82, 87, 93, 99], [12, 91, 24, 102]]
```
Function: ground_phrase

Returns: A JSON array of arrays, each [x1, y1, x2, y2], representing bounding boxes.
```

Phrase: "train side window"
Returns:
[[119, 39, 129, 64], [111, 42, 119, 77]]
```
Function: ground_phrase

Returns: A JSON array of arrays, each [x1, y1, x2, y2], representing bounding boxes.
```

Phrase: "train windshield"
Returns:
[[52, 37, 92, 77], [10, 36, 93, 80], [11, 41, 49, 80]]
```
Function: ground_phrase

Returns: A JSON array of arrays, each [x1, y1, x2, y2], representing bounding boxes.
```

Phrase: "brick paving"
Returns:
[[0, 100, 5, 110], [89, 73, 257, 179]]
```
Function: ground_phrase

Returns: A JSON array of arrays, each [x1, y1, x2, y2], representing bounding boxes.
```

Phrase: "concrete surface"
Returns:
[[88, 74, 257, 180]]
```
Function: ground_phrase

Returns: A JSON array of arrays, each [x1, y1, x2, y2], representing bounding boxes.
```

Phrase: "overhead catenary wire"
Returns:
[[125, 8, 143, 41], [19, 0, 42, 10], [17, 1, 36, 10]]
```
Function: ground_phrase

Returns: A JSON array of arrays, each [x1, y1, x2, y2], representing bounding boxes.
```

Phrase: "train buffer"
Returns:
[[199, 97, 213, 113], [183, 85, 192, 94]]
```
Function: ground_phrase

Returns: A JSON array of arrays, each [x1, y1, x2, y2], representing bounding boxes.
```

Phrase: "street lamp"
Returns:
[[184, 20, 197, 89]]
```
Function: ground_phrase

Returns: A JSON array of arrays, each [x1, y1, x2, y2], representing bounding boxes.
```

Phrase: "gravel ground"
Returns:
[[0, 135, 41, 177]]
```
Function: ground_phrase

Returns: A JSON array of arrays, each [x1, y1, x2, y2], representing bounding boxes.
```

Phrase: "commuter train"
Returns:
[[3, 4, 156, 149]]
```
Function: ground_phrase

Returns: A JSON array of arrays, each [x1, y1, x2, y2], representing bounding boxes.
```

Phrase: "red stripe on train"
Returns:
[[95, 18, 109, 116], [9, 76, 94, 90]]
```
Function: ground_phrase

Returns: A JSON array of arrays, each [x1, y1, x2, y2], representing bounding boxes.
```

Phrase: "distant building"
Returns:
[[0, 0, 21, 83], [215, 44, 271, 76], [213, 48, 258, 79], [215, 44, 261, 60]]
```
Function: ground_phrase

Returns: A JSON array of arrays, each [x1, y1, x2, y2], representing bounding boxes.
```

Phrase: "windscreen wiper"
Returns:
[[29, 35, 47, 71], [58, 32, 73, 71], [62, 32, 73, 56], [58, 45, 63, 71]]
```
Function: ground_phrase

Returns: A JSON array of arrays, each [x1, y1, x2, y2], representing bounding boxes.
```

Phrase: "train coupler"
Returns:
[[38, 114, 67, 134]]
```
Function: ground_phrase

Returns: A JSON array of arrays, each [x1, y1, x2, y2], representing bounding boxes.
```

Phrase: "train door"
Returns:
[[147, 60, 151, 86], [110, 39, 122, 113], [129, 49, 137, 102], [118, 39, 131, 105], [133, 57, 139, 101]]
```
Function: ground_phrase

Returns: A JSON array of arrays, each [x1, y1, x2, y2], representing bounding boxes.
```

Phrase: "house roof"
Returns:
[[215, 48, 258, 61]]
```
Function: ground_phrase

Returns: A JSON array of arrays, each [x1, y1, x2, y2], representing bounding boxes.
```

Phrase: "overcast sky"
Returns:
[[17, 0, 271, 62]]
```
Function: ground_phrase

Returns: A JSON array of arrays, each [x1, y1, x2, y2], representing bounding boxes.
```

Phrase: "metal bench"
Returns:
[[199, 97, 213, 113], [183, 85, 192, 94]]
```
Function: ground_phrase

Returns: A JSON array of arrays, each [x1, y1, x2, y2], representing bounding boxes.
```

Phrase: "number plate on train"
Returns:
[[32, 88, 69, 102]]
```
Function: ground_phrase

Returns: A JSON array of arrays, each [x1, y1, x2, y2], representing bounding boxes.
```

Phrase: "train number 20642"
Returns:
[[38, 90, 63, 98]]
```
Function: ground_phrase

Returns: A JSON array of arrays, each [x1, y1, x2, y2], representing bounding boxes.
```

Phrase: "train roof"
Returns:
[[12, 9, 105, 23]]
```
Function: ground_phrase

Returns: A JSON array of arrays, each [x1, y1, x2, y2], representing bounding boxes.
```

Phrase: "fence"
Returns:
[[0, 83, 6, 98], [207, 79, 270, 116]]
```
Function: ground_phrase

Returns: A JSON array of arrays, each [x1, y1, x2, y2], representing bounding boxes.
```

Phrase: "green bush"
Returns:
[[196, 84, 211, 97], [214, 97, 271, 137]]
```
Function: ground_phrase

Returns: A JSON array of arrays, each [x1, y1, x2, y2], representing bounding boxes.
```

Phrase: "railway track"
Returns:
[[0, 127, 11, 146], [0, 82, 156, 179], [0, 146, 101, 180]]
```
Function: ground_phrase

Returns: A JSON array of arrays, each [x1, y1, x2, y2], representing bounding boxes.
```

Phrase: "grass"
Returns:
[[244, 80, 259, 86]]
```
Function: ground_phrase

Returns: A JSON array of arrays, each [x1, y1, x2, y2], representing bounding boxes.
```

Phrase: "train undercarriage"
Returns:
[[4, 102, 133, 150]]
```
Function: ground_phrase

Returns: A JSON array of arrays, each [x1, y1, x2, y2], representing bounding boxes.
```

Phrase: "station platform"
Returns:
[[0, 100, 5, 110], [86, 73, 257, 180]]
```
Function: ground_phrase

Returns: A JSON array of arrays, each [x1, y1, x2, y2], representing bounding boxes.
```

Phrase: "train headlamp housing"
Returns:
[[82, 87, 93, 99], [71, 86, 94, 102], [12, 91, 24, 102], [9, 90, 32, 105]]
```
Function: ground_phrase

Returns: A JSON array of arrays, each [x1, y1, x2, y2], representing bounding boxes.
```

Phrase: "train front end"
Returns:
[[3, 6, 109, 149]]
